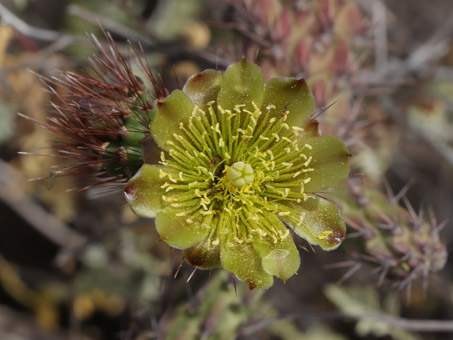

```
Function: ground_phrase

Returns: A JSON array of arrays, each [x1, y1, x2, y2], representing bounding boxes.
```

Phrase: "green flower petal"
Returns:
[[184, 240, 221, 270], [302, 135, 350, 192], [183, 69, 223, 111], [150, 89, 194, 151], [285, 197, 346, 251], [253, 232, 300, 282], [217, 59, 264, 112], [124, 164, 166, 218], [155, 207, 209, 250], [262, 77, 315, 127], [220, 240, 273, 290]]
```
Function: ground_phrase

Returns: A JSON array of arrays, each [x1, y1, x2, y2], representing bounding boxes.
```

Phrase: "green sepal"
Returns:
[[262, 77, 315, 127], [220, 238, 273, 290], [285, 197, 346, 251], [155, 207, 209, 249], [123, 117, 146, 146], [124, 164, 166, 218], [150, 90, 194, 151], [183, 69, 223, 111], [302, 135, 350, 192], [253, 233, 300, 282], [217, 59, 264, 112], [184, 240, 221, 270]]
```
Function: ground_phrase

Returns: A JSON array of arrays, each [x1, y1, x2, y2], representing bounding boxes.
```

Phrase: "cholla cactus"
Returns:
[[23, 33, 168, 188], [124, 59, 350, 289], [337, 179, 447, 288], [226, 0, 369, 138]]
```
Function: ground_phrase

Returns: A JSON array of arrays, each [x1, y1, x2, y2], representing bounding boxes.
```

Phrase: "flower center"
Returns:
[[227, 161, 254, 187]]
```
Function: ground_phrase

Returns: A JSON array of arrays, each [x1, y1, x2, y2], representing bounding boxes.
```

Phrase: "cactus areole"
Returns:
[[124, 59, 350, 289]]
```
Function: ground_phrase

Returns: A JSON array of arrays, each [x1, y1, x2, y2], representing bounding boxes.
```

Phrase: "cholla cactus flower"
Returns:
[[124, 59, 350, 289]]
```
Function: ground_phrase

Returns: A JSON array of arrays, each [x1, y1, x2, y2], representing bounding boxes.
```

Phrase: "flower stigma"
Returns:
[[227, 162, 254, 187]]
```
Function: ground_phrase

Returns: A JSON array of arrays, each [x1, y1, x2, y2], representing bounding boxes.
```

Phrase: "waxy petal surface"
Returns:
[[155, 207, 209, 249], [220, 239, 273, 290], [183, 69, 223, 111], [150, 90, 194, 151], [285, 198, 346, 251], [217, 59, 264, 112], [262, 77, 315, 127], [124, 164, 166, 218], [253, 232, 300, 282], [302, 135, 349, 192]]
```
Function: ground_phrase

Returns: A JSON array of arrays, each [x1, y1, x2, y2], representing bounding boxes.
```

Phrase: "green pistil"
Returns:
[[228, 162, 254, 187], [159, 101, 316, 246]]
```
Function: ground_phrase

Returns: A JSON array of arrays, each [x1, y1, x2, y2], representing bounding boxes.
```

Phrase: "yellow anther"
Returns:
[[201, 196, 211, 205], [284, 188, 290, 197], [297, 214, 305, 226], [266, 104, 276, 110], [282, 137, 292, 143], [318, 230, 333, 240], [267, 150, 274, 160], [304, 156, 313, 167], [168, 174, 178, 183]]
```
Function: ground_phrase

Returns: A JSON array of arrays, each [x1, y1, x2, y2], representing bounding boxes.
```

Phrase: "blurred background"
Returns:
[[0, 0, 452, 339]]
